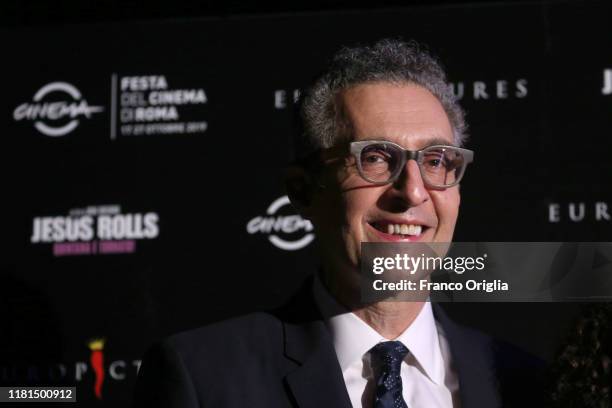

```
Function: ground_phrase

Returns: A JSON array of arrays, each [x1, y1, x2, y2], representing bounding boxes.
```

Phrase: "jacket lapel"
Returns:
[[284, 321, 353, 408], [433, 304, 501, 408], [274, 277, 353, 408]]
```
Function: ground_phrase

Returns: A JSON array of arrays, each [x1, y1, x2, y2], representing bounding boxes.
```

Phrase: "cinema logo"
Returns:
[[30, 204, 160, 256], [13, 82, 104, 137], [602, 69, 612, 95], [247, 195, 314, 251], [0, 337, 141, 401], [548, 201, 611, 223], [115, 74, 208, 137]]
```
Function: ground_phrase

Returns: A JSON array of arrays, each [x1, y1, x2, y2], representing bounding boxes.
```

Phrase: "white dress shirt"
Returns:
[[313, 275, 460, 408]]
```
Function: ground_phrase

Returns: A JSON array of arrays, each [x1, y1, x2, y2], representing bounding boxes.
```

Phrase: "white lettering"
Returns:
[[569, 202, 585, 222], [602, 69, 612, 95], [473, 82, 488, 99], [274, 90, 286, 109], [246, 216, 312, 234], [450, 82, 464, 100], [31, 216, 95, 243], [13, 101, 103, 121], [121, 76, 168, 91], [496, 80, 508, 98], [132, 106, 179, 122], [109, 360, 126, 380], [548, 203, 561, 223], [148, 89, 207, 105], [75, 362, 87, 381], [121, 92, 147, 107], [143, 213, 160, 238], [97, 213, 159, 240], [595, 202, 610, 221], [516, 79, 528, 98]]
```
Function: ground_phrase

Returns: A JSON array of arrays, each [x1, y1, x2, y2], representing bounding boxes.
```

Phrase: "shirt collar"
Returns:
[[312, 274, 445, 385]]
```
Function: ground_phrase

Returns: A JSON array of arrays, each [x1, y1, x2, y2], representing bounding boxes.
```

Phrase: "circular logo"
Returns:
[[247, 196, 314, 251], [13, 82, 104, 137]]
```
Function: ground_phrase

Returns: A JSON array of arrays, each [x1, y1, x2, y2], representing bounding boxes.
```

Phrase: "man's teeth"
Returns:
[[386, 224, 422, 236]]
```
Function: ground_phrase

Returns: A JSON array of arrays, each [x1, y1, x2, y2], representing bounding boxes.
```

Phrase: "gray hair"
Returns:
[[297, 39, 467, 159]]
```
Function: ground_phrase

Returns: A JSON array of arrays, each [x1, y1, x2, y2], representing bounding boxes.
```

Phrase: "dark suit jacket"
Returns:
[[133, 278, 542, 408]]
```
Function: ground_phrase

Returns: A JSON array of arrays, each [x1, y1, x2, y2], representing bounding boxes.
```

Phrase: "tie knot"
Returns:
[[369, 341, 409, 373]]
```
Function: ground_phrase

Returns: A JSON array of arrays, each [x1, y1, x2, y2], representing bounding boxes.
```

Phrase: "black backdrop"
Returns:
[[2, 1, 612, 406]]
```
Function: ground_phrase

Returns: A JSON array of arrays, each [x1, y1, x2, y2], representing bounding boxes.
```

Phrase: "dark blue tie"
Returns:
[[369, 341, 410, 408]]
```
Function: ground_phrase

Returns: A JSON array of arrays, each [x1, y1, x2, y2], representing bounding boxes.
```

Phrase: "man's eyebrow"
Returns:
[[360, 136, 457, 147], [421, 137, 457, 147]]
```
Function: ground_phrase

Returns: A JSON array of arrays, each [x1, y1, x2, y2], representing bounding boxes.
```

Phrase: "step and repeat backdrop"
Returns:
[[2, 1, 612, 406]]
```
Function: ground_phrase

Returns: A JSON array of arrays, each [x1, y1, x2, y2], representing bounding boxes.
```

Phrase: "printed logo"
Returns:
[[0, 337, 141, 401], [13, 82, 104, 137], [247, 195, 314, 251], [88, 338, 105, 400], [30, 204, 160, 256]]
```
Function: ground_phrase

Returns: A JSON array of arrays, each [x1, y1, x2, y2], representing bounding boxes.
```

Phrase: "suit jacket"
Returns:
[[133, 277, 542, 408]]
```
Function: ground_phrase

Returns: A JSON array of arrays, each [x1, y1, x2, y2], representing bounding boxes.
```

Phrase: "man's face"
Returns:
[[310, 82, 461, 273]]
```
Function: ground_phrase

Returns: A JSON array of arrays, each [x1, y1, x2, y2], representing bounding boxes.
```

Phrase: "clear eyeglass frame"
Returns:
[[349, 140, 474, 188]]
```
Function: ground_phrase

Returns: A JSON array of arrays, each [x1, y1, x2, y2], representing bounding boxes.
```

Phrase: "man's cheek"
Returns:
[[433, 189, 460, 211], [431, 191, 460, 230]]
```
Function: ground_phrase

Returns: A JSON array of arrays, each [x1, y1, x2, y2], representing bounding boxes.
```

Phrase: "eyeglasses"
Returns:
[[350, 140, 474, 188]]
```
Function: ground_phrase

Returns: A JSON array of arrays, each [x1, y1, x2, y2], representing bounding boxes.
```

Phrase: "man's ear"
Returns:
[[284, 165, 316, 217]]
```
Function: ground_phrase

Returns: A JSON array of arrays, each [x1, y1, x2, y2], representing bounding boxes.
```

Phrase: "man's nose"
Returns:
[[390, 159, 429, 205]]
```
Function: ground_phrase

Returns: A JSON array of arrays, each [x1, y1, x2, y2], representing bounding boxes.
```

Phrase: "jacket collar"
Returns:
[[273, 276, 353, 408]]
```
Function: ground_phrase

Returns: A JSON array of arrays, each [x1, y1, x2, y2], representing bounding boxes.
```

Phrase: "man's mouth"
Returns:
[[368, 221, 429, 240]]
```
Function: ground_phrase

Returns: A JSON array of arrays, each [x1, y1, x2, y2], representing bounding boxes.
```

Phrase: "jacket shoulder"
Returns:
[[134, 312, 288, 407], [166, 312, 284, 359]]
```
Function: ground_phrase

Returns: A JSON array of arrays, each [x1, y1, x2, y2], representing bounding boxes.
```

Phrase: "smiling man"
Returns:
[[134, 39, 530, 408]]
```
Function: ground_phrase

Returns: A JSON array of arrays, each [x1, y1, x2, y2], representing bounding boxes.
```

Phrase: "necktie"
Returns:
[[369, 341, 410, 408]]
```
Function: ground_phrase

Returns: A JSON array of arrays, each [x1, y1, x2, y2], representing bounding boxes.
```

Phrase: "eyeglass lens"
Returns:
[[359, 143, 466, 186]]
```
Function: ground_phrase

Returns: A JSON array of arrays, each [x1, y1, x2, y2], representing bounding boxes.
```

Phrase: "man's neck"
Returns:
[[352, 301, 425, 340], [321, 270, 425, 339]]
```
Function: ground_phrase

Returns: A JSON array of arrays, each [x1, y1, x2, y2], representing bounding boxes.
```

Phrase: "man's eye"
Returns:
[[364, 154, 386, 163], [423, 153, 447, 169], [428, 158, 443, 167], [362, 151, 390, 164]]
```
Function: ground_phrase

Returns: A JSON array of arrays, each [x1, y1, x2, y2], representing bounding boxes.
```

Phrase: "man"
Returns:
[[134, 39, 533, 408]]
